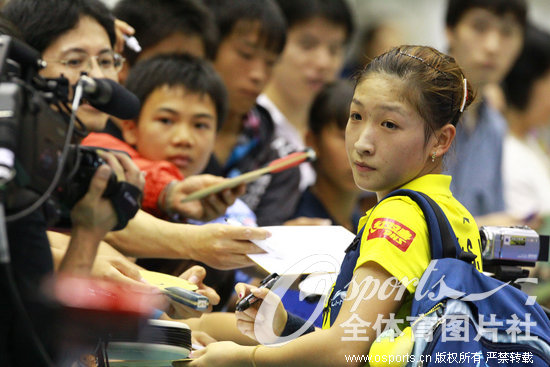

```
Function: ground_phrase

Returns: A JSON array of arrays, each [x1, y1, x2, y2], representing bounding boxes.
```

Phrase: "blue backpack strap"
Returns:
[[345, 225, 365, 253], [323, 225, 366, 327], [382, 189, 468, 261], [325, 189, 474, 327]]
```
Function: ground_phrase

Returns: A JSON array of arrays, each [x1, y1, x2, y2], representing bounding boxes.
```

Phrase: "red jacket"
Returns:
[[81, 132, 183, 217]]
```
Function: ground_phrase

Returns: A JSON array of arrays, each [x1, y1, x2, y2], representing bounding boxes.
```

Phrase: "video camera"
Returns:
[[480, 225, 550, 282], [0, 35, 140, 230]]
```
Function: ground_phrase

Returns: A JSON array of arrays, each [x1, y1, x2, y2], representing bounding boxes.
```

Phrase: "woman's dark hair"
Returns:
[[502, 24, 550, 111], [203, 0, 287, 57], [114, 0, 218, 63], [357, 45, 476, 143], [2, 0, 116, 53], [309, 79, 354, 134], [125, 53, 228, 129], [274, 0, 354, 43], [0, 13, 23, 39], [446, 0, 527, 29]]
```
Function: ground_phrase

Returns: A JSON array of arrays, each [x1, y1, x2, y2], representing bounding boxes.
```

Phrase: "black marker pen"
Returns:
[[235, 273, 279, 312]]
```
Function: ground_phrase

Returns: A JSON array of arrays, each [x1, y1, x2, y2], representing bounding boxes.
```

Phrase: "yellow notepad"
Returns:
[[140, 270, 198, 292]]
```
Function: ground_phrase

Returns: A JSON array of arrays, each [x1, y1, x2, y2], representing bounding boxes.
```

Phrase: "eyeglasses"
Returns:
[[47, 51, 125, 74]]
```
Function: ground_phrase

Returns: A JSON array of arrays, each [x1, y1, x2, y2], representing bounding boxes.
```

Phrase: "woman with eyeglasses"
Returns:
[[7, 0, 125, 132], [1, 1, 145, 365], [1, 4, 270, 364]]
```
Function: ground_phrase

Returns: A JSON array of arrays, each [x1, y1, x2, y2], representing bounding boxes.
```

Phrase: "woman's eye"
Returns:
[[66, 58, 84, 67], [381, 120, 397, 129], [350, 113, 362, 121], [97, 58, 114, 68]]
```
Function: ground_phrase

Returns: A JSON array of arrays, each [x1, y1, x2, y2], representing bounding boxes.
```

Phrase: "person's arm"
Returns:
[[104, 210, 270, 270], [82, 133, 244, 221], [48, 231, 154, 289], [60, 152, 144, 275], [189, 262, 404, 367], [184, 312, 259, 347]]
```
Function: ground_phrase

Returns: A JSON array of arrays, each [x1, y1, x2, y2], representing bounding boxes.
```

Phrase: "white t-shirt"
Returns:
[[503, 132, 550, 218], [257, 94, 316, 191]]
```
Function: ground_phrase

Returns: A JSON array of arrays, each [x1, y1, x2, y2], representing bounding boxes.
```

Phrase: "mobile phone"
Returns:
[[164, 287, 210, 311]]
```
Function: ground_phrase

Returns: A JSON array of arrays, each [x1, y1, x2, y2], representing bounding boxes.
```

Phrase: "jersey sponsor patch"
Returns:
[[367, 218, 416, 252]]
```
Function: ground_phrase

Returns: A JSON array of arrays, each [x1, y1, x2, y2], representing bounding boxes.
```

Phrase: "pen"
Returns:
[[224, 217, 243, 226], [235, 273, 279, 312], [123, 34, 142, 53]]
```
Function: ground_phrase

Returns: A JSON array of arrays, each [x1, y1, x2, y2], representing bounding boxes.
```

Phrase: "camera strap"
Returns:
[[110, 181, 142, 231]]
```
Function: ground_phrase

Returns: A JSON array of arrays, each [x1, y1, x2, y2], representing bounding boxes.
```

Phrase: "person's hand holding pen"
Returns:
[[159, 174, 246, 222], [234, 275, 288, 343], [113, 18, 142, 54]]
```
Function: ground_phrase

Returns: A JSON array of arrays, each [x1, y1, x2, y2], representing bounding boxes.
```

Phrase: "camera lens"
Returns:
[[479, 228, 488, 251]]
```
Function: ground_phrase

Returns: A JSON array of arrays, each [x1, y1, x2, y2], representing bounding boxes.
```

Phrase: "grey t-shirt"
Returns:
[[444, 101, 507, 216]]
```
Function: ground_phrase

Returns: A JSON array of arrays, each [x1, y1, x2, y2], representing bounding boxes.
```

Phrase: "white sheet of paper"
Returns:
[[249, 225, 356, 275]]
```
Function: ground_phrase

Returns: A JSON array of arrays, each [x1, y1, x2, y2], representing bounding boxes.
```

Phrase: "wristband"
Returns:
[[110, 181, 142, 231], [280, 312, 315, 337]]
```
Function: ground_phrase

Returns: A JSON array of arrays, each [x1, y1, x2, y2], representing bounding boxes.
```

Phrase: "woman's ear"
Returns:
[[434, 123, 456, 156], [121, 119, 139, 145]]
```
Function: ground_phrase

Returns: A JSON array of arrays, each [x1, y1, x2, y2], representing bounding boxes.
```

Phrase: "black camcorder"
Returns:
[[0, 35, 141, 230]]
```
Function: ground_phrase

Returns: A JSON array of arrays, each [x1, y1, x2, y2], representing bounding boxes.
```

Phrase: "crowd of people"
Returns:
[[1, 0, 549, 365]]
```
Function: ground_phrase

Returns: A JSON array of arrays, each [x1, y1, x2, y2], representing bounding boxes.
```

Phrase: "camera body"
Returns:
[[480, 225, 549, 266], [52, 145, 120, 227], [0, 35, 140, 229], [60, 146, 119, 205]]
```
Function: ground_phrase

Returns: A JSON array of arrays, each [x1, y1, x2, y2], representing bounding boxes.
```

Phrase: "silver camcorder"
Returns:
[[480, 225, 549, 265]]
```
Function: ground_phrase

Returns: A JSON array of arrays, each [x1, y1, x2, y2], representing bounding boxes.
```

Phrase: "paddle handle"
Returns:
[[180, 148, 316, 203]]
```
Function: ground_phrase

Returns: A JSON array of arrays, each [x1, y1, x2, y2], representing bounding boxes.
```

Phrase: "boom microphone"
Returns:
[[77, 75, 140, 119]]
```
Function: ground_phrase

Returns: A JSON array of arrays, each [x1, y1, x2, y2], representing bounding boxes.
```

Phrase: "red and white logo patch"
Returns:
[[367, 218, 416, 252]]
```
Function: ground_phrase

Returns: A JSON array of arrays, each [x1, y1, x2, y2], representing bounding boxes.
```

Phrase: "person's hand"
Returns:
[[70, 151, 144, 240], [191, 330, 218, 349], [113, 18, 135, 54], [234, 282, 287, 343], [188, 341, 251, 366], [283, 217, 332, 226], [165, 265, 220, 319], [91, 254, 154, 291], [161, 175, 246, 222], [187, 224, 270, 270]]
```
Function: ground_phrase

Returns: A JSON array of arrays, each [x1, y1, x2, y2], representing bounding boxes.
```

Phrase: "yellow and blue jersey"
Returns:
[[322, 174, 483, 329]]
